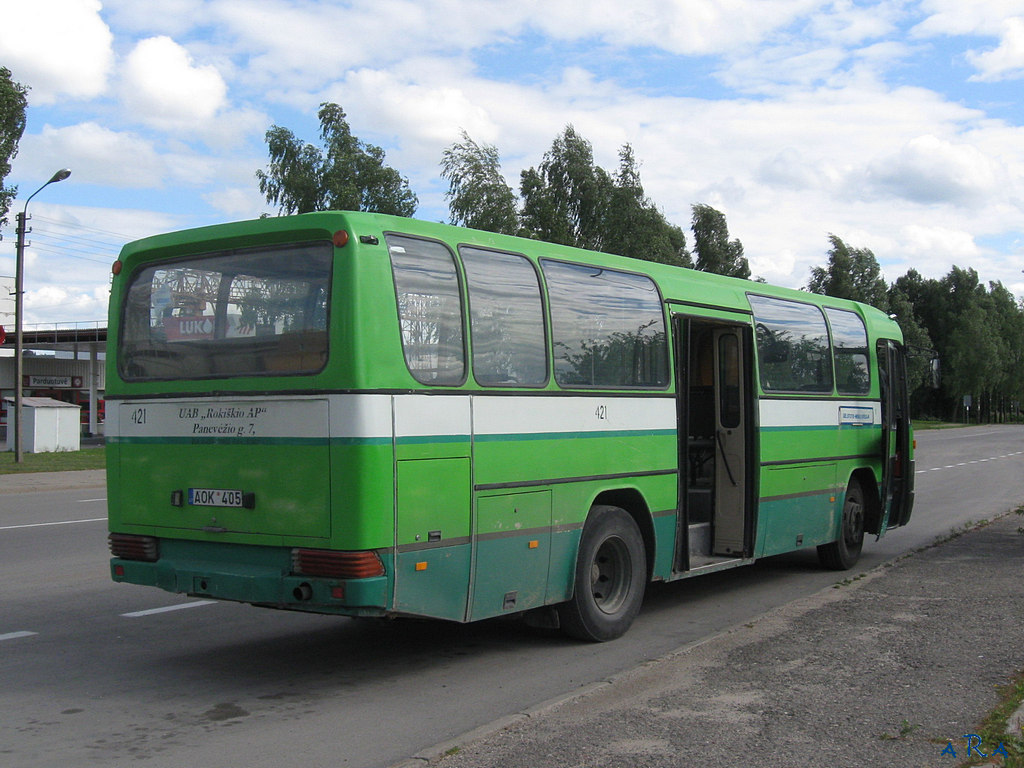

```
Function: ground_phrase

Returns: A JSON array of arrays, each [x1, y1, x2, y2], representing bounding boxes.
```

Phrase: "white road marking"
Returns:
[[0, 517, 106, 531], [122, 601, 216, 618], [0, 631, 38, 642], [917, 451, 1024, 474], [77, 498, 107, 503]]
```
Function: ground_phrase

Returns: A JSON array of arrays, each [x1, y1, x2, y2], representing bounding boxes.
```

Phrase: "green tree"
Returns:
[[257, 102, 417, 216], [894, 265, 1024, 422], [519, 125, 613, 251], [886, 282, 935, 406], [440, 130, 518, 235], [982, 281, 1024, 421], [945, 302, 1000, 422], [690, 204, 749, 278], [0, 67, 28, 229], [807, 234, 889, 311], [604, 144, 692, 267], [449, 127, 691, 267]]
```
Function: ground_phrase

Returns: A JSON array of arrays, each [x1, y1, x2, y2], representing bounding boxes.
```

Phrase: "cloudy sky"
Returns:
[[1, 0, 1023, 326]]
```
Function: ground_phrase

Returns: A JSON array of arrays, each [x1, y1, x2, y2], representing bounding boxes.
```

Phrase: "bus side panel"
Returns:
[[392, 395, 472, 621], [758, 463, 837, 556], [469, 490, 552, 621], [393, 456, 472, 621], [472, 395, 677, 601]]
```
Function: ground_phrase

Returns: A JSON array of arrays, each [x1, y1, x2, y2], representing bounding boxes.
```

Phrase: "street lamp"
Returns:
[[13, 168, 71, 462]]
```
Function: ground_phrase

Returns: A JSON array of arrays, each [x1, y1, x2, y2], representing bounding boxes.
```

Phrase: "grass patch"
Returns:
[[955, 670, 1024, 767], [912, 420, 969, 430], [880, 719, 920, 740], [0, 448, 106, 474]]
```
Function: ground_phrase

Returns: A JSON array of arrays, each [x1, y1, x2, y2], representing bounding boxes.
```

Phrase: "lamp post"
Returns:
[[13, 169, 71, 462]]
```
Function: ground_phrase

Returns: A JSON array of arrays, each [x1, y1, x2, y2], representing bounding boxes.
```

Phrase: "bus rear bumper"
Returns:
[[110, 557, 390, 617]]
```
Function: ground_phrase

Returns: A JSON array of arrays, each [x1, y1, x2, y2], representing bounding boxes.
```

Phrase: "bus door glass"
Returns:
[[877, 339, 914, 529], [712, 327, 749, 557]]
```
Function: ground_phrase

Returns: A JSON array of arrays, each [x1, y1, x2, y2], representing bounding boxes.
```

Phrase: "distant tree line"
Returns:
[[257, 103, 1024, 423], [807, 236, 1024, 423]]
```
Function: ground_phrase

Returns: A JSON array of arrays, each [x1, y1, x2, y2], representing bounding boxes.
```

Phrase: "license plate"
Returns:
[[188, 488, 244, 508]]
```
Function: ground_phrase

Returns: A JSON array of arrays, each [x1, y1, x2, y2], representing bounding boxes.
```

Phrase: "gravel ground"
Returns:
[[405, 514, 1024, 768]]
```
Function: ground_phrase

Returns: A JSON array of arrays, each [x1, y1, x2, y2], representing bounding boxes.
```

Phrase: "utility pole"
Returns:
[[13, 169, 71, 462]]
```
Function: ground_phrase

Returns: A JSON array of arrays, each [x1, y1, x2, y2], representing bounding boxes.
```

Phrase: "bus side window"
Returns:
[[749, 295, 833, 394], [460, 247, 547, 387], [387, 235, 466, 386], [824, 307, 870, 395], [542, 260, 668, 389]]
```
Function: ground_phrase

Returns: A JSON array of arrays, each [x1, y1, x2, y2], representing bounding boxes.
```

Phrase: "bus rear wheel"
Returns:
[[818, 477, 865, 570], [559, 505, 646, 642]]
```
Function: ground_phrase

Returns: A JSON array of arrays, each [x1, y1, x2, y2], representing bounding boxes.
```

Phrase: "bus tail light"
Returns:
[[109, 533, 159, 562], [291, 549, 384, 579]]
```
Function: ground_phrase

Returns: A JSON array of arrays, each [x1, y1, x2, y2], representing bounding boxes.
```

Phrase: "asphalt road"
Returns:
[[1, 425, 1022, 768]]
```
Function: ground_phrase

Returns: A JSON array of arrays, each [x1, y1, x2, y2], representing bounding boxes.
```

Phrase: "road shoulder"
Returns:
[[411, 514, 1024, 768], [0, 470, 106, 494]]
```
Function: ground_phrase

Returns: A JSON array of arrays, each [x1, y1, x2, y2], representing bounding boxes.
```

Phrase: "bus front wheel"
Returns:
[[559, 505, 646, 642], [818, 477, 865, 570]]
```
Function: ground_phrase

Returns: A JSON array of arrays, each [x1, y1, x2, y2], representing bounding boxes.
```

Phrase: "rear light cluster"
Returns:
[[109, 533, 159, 562], [291, 549, 384, 579]]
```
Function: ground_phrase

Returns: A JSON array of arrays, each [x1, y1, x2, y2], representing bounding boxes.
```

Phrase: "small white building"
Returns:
[[0, 323, 107, 440], [4, 396, 82, 453]]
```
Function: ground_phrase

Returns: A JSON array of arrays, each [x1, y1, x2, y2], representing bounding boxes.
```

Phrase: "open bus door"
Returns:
[[674, 316, 757, 571], [877, 339, 914, 529]]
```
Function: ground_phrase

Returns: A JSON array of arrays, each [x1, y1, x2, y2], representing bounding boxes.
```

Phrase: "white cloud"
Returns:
[[899, 223, 981, 261], [525, 0, 824, 54], [327, 67, 498, 147], [21, 123, 165, 188], [120, 36, 229, 131], [24, 283, 109, 326], [0, 0, 114, 103], [865, 134, 1002, 205], [967, 17, 1024, 81], [914, 1, 1024, 81], [807, 0, 902, 44], [203, 185, 269, 219], [914, 0, 1024, 37]]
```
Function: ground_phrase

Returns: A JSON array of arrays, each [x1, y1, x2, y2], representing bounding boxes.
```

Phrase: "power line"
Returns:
[[2, 217, 124, 264], [31, 214, 135, 243]]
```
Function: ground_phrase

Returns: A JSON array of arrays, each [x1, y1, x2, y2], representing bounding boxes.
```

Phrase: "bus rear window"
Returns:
[[119, 242, 331, 380]]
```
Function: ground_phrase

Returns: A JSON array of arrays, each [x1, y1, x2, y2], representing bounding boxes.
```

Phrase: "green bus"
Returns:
[[106, 211, 914, 641]]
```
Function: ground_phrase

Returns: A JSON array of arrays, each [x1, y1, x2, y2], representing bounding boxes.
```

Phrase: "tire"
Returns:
[[558, 505, 647, 642], [818, 477, 866, 570]]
